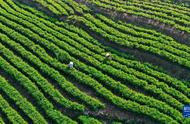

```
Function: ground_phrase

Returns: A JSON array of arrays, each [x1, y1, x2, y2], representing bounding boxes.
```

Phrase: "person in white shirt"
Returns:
[[105, 53, 112, 60], [68, 61, 74, 68]]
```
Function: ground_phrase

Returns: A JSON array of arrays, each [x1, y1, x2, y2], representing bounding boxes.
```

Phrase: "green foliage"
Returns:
[[0, 76, 47, 124], [0, 0, 189, 123], [78, 115, 102, 124], [0, 117, 4, 124], [87, 0, 190, 34], [0, 95, 27, 124]]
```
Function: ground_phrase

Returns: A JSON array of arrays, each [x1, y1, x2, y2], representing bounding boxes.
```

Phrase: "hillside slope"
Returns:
[[0, 0, 190, 123]]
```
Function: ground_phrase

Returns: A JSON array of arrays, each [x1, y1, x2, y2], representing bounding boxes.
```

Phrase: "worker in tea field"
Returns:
[[105, 53, 112, 60], [68, 61, 74, 68]]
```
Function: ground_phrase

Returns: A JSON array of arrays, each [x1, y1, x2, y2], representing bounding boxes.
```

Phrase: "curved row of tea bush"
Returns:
[[0, 54, 76, 124], [0, 18, 104, 110], [0, 6, 182, 124], [0, 74, 47, 123], [73, 14, 190, 72], [0, 94, 27, 124], [4, 0, 190, 112], [96, 14, 190, 55], [78, 115, 102, 124], [0, 32, 85, 112], [1, 1, 189, 110], [1, 0, 190, 123], [0, 27, 179, 123], [85, 0, 190, 34], [27, 0, 88, 15]]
